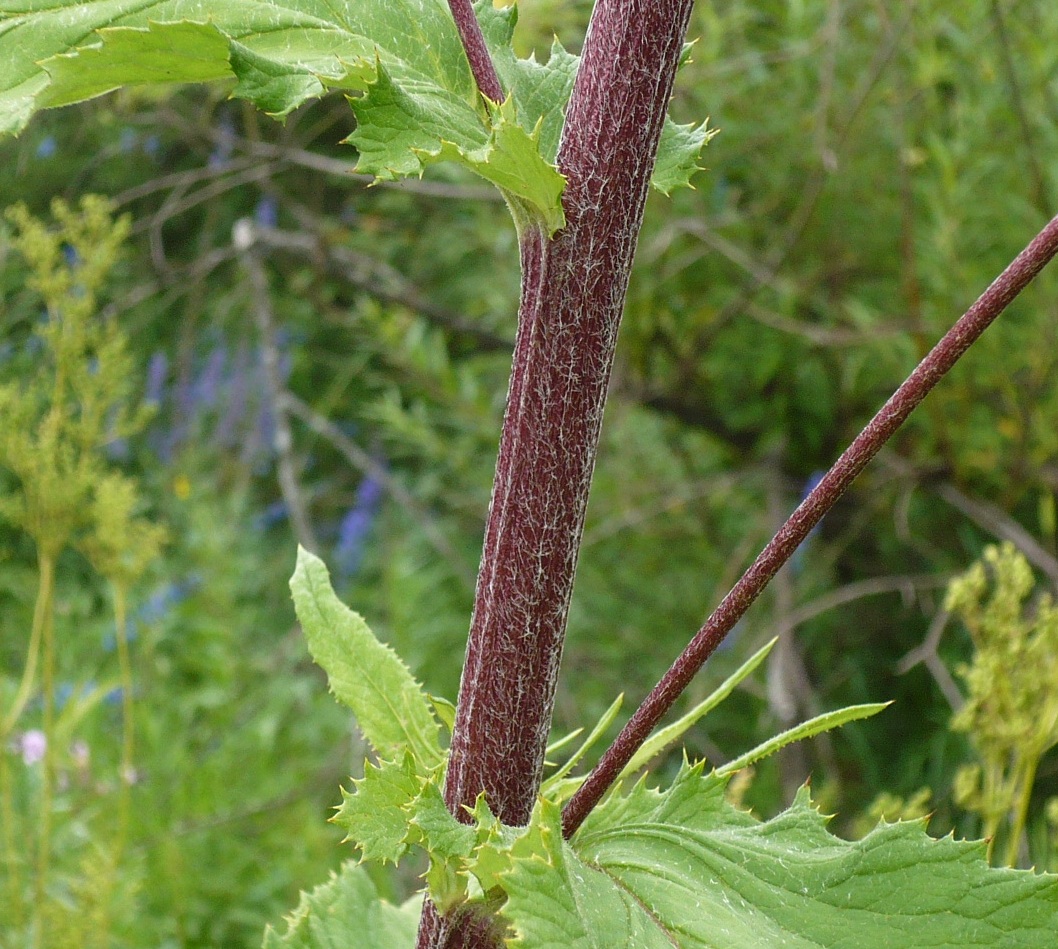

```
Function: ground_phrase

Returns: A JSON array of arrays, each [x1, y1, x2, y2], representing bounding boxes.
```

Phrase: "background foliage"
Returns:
[[2, 1, 1057, 945]]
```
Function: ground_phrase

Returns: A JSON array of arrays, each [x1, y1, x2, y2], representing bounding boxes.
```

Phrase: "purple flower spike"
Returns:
[[145, 351, 169, 406], [195, 346, 227, 409], [334, 470, 386, 580]]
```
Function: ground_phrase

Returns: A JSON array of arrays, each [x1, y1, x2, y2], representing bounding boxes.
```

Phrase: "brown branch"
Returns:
[[446, 0, 504, 103], [562, 212, 1058, 838], [282, 394, 477, 590], [233, 219, 319, 553]]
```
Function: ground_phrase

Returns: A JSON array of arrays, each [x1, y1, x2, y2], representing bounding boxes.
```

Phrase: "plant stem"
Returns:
[[422, 1, 696, 946], [0, 552, 52, 740], [96, 581, 134, 949], [562, 212, 1058, 838], [1005, 754, 1039, 868], [446, 0, 504, 103], [0, 735, 22, 927], [443, 0, 696, 829], [34, 553, 57, 945]]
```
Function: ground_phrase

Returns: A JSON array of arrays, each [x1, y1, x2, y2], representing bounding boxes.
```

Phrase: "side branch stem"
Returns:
[[446, 0, 504, 103], [562, 212, 1058, 838]]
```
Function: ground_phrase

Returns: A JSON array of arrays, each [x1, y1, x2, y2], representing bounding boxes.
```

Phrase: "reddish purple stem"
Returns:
[[419, 2, 696, 946], [446, 0, 504, 103], [561, 212, 1058, 838]]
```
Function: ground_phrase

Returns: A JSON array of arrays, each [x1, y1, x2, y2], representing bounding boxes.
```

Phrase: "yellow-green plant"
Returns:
[[0, 196, 163, 947], [946, 542, 1058, 867]]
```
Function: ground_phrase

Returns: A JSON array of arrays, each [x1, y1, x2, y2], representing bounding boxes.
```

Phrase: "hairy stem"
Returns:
[[446, 0, 504, 103], [444, 0, 695, 829], [420, 1, 696, 946], [562, 212, 1058, 838]]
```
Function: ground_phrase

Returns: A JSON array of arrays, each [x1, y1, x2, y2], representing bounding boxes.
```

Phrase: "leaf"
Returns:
[[333, 754, 425, 864], [540, 693, 623, 798], [345, 64, 566, 234], [0, 0, 709, 225], [0, 0, 559, 224], [477, 0, 709, 195], [262, 861, 420, 949], [618, 637, 776, 780], [717, 701, 891, 777], [494, 762, 1058, 948], [652, 118, 716, 196], [290, 546, 442, 768]]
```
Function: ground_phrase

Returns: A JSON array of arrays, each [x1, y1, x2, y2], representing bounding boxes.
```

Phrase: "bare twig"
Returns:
[[233, 218, 319, 553], [678, 4, 914, 371], [989, 0, 1052, 214], [773, 573, 951, 642], [282, 394, 477, 589], [252, 224, 512, 351], [935, 482, 1058, 591], [896, 608, 965, 711], [240, 140, 504, 201]]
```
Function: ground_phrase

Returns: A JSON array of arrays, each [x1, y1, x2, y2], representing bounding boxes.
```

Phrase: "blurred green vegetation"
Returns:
[[1, 1, 1057, 944]]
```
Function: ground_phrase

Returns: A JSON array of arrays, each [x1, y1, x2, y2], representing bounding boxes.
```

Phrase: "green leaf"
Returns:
[[477, 0, 708, 196], [333, 754, 425, 864], [290, 546, 442, 768], [540, 693, 623, 798], [618, 637, 776, 781], [495, 762, 1058, 947], [0, 0, 566, 228], [717, 701, 891, 777], [262, 861, 420, 949], [38, 21, 233, 109], [499, 799, 673, 948], [652, 117, 715, 196], [344, 62, 566, 234], [0, 0, 709, 224]]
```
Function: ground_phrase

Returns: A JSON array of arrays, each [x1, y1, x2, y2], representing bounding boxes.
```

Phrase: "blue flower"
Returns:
[[254, 500, 288, 530], [790, 470, 826, 576], [208, 112, 236, 169], [255, 195, 279, 229], [35, 136, 57, 159], [145, 351, 169, 406], [334, 469, 385, 581], [194, 346, 227, 409], [212, 344, 251, 448]]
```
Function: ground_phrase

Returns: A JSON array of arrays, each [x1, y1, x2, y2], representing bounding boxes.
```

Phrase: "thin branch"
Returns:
[[678, 4, 913, 370], [772, 573, 950, 642], [895, 608, 965, 711], [562, 212, 1058, 838], [935, 482, 1058, 591], [240, 139, 504, 201], [234, 219, 319, 553], [446, 0, 504, 103], [989, 0, 1052, 214], [251, 224, 512, 351], [282, 394, 477, 589]]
